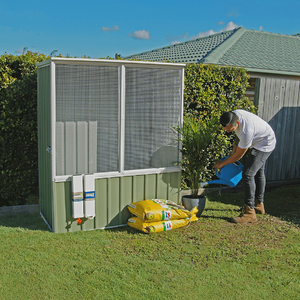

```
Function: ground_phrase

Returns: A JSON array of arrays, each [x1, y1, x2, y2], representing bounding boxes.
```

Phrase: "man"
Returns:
[[214, 110, 276, 224]]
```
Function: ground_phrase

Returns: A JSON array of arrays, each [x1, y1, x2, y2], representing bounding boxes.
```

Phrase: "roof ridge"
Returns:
[[124, 28, 238, 58], [201, 27, 246, 64], [246, 29, 300, 40], [182, 28, 237, 43]]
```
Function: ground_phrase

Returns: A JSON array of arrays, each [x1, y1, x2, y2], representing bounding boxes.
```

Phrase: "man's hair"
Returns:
[[220, 111, 239, 127]]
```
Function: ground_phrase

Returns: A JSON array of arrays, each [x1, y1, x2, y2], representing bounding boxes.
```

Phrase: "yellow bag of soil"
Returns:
[[127, 215, 198, 234], [128, 199, 198, 222]]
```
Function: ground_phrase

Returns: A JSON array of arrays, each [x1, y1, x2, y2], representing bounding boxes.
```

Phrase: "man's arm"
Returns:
[[230, 137, 239, 155], [214, 146, 248, 169]]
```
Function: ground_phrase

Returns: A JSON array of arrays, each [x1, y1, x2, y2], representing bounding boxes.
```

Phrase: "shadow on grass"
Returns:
[[106, 224, 143, 235], [1, 183, 298, 233], [0, 213, 50, 232], [201, 215, 232, 222], [207, 183, 300, 227]]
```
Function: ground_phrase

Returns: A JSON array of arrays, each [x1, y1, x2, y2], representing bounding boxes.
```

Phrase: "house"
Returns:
[[125, 27, 300, 182]]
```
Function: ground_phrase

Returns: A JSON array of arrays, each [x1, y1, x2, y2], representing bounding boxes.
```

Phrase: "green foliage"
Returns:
[[182, 64, 257, 186], [184, 64, 254, 117], [175, 116, 218, 197], [0, 52, 49, 206]]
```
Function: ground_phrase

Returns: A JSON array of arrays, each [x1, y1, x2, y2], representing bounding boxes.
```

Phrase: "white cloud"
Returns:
[[190, 29, 217, 40], [218, 21, 225, 25], [259, 26, 263, 31], [198, 29, 217, 38], [221, 21, 239, 32], [101, 25, 119, 32], [188, 21, 239, 41], [128, 29, 150, 40]]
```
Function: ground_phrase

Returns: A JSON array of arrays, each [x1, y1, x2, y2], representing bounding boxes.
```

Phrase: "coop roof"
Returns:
[[125, 27, 300, 76]]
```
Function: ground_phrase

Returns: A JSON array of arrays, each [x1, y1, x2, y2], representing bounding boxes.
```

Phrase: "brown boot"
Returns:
[[231, 205, 257, 224], [255, 198, 265, 214]]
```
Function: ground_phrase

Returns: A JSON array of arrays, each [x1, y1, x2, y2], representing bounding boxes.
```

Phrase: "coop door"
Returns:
[[55, 64, 119, 176]]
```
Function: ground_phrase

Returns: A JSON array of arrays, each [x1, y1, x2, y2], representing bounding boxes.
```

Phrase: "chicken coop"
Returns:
[[37, 58, 185, 233]]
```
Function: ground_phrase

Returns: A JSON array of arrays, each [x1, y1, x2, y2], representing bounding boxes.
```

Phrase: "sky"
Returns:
[[1, 0, 300, 59]]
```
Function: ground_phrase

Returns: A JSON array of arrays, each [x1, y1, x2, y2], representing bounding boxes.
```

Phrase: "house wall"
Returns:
[[247, 72, 300, 106], [256, 77, 300, 181]]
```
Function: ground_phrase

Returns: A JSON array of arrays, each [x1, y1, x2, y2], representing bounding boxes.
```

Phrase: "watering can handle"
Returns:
[[214, 157, 243, 175], [214, 156, 228, 175]]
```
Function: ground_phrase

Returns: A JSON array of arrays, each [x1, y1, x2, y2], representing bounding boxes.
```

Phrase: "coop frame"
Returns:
[[37, 58, 185, 233]]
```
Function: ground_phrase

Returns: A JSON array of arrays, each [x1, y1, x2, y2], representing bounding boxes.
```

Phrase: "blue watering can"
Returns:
[[200, 157, 244, 188]]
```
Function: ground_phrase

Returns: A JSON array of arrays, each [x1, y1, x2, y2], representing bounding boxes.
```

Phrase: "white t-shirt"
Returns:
[[233, 110, 276, 152]]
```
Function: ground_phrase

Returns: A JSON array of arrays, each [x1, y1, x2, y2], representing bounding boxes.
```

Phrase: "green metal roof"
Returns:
[[125, 27, 300, 76]]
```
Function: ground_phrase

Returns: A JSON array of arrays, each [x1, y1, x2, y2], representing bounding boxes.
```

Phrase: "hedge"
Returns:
[[182, 63, 256, 188], [0, 52, 49, 206], [0, 55, 256, 206]]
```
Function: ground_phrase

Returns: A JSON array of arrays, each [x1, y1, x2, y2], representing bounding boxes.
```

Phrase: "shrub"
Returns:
[[175, 115, 219, 196], [0, 52, 48, 206], [182, 64, 257, 187]]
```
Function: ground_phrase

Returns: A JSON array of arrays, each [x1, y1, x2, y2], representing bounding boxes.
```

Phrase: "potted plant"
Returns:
[[175, 115, 217, 217]]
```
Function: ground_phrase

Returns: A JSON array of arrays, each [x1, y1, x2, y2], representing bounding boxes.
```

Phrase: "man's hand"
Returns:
[[214, 160, 224, 170], [214, 146, 248, 170]]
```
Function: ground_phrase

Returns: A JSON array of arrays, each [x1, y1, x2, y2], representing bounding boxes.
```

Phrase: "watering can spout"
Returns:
[[200, 157, 244, 188], [200, 179, 228, 188]]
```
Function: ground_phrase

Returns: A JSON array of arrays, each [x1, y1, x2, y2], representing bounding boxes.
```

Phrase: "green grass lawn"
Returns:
[[0, 184, 299, 300]]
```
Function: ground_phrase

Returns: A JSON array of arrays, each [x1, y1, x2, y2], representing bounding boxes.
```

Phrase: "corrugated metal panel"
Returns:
[[53, 181, 72, 232], [120, 177, 133, 225], [95, 178, 108, 229], [168, 172, 182, 201], [56, 121, 98, 176], [51, 172, 180, 233], [257, 77, 300, 181], [37, 66, 53, 229]]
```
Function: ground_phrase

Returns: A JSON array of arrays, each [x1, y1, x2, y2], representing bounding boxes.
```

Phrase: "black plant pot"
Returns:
[[182, 195, 206, 217]]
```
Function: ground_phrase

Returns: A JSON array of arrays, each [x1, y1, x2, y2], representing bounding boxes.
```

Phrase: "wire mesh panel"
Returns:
[[55, 64, 119, 175], [124, 67, 182, 170]]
